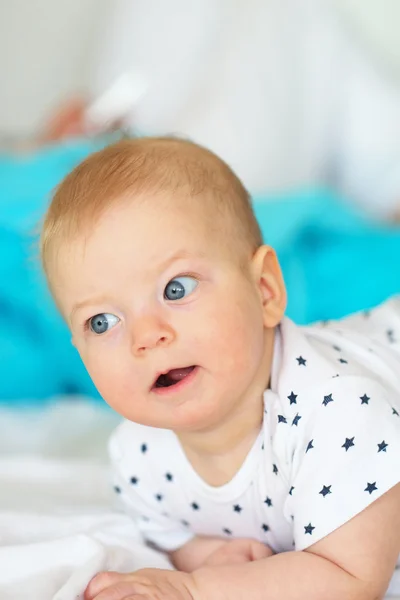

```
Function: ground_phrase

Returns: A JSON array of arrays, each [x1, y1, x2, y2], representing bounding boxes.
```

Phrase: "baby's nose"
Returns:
[[131, 316, 175, 356]]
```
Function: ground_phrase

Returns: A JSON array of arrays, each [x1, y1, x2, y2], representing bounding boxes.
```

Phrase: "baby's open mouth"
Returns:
[[154, 366, 196, 389]]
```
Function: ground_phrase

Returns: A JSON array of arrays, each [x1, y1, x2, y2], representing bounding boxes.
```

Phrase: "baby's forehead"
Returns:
[[113, 187, 225, 238], [71, 193, 218, 255]]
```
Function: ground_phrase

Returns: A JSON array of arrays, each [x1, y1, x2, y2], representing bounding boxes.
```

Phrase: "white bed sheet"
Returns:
[[0, 398, 398, 599], [0, 399, 172, 600]]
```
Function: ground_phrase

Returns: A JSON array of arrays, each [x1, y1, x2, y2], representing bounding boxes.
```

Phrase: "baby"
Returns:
[[40, 137, 400, 600]]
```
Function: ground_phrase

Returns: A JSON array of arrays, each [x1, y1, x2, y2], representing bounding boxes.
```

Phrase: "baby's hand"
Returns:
[[84, 568, 196, 600], [41, 98, 87, 142], [203, 537, 273, 567]]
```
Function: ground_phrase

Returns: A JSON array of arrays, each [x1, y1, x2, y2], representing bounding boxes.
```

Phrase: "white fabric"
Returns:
[[110, 299, 400, 587], [92, 0, 400, 217], [0, 401, 171, 600]]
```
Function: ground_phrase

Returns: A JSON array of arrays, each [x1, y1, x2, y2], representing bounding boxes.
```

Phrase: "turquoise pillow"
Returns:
[[254, 190, 400, 324]]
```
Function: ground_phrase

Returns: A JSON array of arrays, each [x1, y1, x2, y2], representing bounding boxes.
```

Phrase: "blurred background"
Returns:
[[1, 0, 400, 404], [1, 0, 400, 144]]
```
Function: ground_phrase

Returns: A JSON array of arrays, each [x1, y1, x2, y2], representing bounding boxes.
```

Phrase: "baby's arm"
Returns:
[[189, 483, 400, 600], [170, 536, 229, 571], [170, 535, 273, 572]]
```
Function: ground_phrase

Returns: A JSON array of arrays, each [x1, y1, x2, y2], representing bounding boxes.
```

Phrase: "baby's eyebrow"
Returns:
[[156, 249, 207, 272], [69, 294, 110, 322]]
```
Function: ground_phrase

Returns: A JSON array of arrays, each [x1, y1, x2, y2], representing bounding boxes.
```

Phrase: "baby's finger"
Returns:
[[84, 571, 132, 599], [90, 581, 152, 600]]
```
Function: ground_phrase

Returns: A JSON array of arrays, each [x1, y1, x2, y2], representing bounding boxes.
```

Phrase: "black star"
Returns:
[[306, 439, 314, 453], [360, 394, 370, 405], [130, 476, 139, 485], [288, 391, 298, 405], [332, 374, 340, 378], [363, 310, 371, 318], [365, 482, 378, 495], [289, 486, 295, 496], [261, 443, 265, 450], [322, 394, 334, 407], [264, 497, 273, 507], [392, 407, 399, 417], [141, 443, 148, 454], [332, 345, 341, 352], [304, 523, 315, 535], [278, 415, 287, 424], [113, 485, 121, 494], [319, 485, 332, 497], [181, 519, 190, 527], [191, 502, 200, 510], [223, 528, 232, 535], [262, 523, 270, 532], [342, 437, 355, 452], [296, 356, 307, 366], [378, 441, 388, 453], [165, 472, 173, 482], [338, 358, 348, 364], [155, 493, 163, 501], [272, 463, 278, 475], [387, 329, 396, 343], [292, 413, 302, 426], [233, 504, 243, 513]]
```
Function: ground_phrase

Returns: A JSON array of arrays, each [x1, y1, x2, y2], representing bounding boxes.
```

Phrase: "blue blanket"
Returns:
[[1, 141, 400, 401]]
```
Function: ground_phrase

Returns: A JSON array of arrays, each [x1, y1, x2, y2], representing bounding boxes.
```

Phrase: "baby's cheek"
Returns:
[[91, 370, 141, 418], [210, 303, 263, 364], [82, 347, 128, 398]]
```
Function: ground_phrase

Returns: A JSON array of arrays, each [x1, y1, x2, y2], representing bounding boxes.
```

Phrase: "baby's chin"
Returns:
[[109, 394, 223, 433]]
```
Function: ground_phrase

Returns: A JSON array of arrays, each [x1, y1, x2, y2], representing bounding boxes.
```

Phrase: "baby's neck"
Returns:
[[178, 395, 264, 457], [178, 404, 264, 486]]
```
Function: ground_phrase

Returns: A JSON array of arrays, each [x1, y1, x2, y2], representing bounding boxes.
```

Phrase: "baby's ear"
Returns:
[[251, 245, 287, 328]]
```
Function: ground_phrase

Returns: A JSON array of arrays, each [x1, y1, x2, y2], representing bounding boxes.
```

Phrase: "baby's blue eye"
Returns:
[[89, 313, 120, 334], [164, 276, 198, 301]]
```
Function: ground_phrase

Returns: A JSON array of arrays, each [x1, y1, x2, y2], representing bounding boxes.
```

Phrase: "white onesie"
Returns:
[[109, 298, 400, 561]]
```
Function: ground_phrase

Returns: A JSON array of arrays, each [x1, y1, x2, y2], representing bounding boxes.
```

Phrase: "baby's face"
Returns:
[[54, 194, 269, 432]]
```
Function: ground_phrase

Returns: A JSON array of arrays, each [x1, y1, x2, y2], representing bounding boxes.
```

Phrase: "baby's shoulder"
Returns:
[[276, 310, 400, 400], [268, 316, 400, 450], [266, 369, 400, 454]]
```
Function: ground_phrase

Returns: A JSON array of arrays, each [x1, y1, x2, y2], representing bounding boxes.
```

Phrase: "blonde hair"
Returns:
[[40, 136, 263, 278]]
